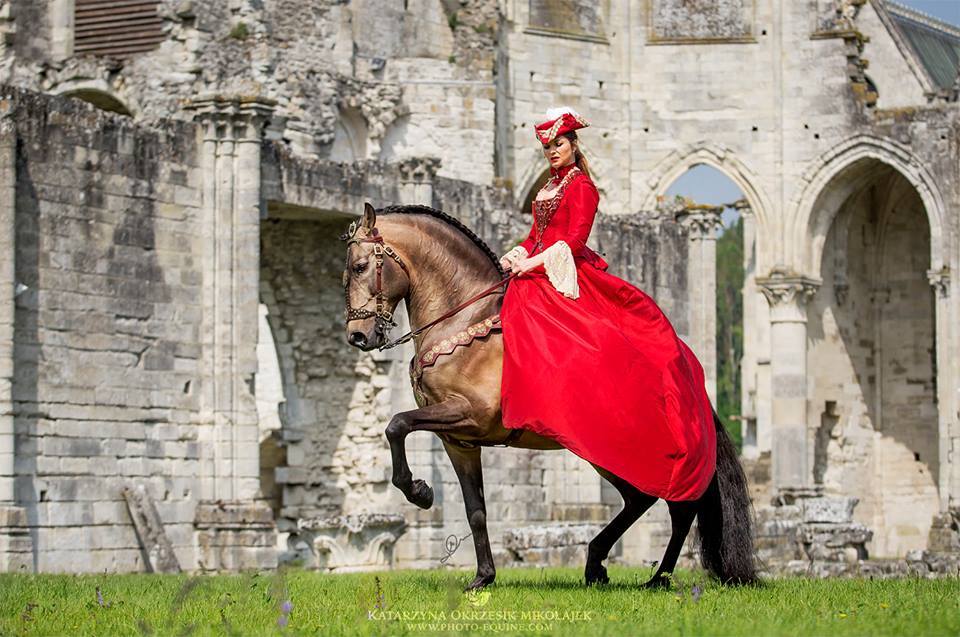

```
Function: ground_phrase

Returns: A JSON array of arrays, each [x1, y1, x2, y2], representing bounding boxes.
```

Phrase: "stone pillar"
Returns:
[[676, 205, 723, 406], [756, 268, 821, 498], [926, 266, 955, 513], [186, 93, 278, 571], [0, 102, 30, 571], [738, 201, 759, 456]]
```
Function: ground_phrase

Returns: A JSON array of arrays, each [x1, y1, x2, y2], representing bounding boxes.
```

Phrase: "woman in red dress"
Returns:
[[498, 107, 716, 503]]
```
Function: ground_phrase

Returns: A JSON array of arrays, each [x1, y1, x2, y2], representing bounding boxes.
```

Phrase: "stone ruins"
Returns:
[[0, 0, 957, 576]]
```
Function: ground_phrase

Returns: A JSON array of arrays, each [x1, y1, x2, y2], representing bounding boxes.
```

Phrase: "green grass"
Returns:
[[1, 567, 957, 636]]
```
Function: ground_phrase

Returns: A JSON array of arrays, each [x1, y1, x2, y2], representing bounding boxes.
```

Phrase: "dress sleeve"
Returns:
[[537, 176, 598, 300], [541, 240, 579, 299], [559, 176, 600, 258]]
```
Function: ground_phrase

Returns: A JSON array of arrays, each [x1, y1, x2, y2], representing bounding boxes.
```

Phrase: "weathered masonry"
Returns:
[[0, 0, 957, 573]]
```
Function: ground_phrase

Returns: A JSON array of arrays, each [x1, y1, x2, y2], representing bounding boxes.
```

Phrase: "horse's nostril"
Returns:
[[348, 332, 367, 347]]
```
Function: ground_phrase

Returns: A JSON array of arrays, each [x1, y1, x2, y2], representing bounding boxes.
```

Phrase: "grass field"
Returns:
[[1, 566, 957, 636]]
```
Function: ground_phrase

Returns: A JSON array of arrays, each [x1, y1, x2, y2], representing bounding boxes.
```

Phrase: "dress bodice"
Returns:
[[530, 165, 581, 251]]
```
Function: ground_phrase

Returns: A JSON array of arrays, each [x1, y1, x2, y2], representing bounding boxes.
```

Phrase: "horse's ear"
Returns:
[[362, 202, 376, 230]]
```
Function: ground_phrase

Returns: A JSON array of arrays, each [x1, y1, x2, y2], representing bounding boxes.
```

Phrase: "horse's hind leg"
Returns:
[[585, 466, 657, 586], [644, 500, 698, 589]]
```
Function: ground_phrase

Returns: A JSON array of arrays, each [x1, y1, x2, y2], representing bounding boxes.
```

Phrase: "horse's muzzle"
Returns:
[[348, 331, 368, 349]]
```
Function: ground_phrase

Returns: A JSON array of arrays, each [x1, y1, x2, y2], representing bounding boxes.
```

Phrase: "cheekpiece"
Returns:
[[535, 107, 589, 144]]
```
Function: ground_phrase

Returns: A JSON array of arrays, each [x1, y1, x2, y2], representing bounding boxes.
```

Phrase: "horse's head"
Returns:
[[340, 202, 410, 351]]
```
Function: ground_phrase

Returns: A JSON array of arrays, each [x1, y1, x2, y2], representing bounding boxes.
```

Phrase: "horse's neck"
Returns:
[[388, 218, 501, 342]]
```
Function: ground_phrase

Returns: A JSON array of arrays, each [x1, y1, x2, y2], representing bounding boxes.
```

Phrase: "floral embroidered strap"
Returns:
[[409, 315, 502, 407]]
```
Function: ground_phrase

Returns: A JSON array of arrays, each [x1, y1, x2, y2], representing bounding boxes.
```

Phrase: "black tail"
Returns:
[[696, 410, 757, 585]]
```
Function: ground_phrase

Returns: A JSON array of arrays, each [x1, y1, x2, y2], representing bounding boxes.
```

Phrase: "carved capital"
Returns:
[[396, 156, 440, 184], [927, 266, 951, 299], [185, 91, 277, 142], [757, 268, 821, 321], [731, 198, 752, 216], [676, 205, 724, 239]]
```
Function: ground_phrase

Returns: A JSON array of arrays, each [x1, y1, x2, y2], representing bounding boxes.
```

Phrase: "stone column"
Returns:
[[756, 268, 821, 498], [676, 205, 723, 406], [0, 101, 30, 571], [737, 201, 760, 457], [186, 93, 278, 571], [926, 267, 955, 512]]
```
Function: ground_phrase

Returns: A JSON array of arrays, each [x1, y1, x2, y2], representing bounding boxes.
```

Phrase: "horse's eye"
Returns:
[[353, 262, 368, 274]]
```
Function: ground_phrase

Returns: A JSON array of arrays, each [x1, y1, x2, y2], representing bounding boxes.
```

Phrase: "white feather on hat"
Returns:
[[544, 106, 581, 121]]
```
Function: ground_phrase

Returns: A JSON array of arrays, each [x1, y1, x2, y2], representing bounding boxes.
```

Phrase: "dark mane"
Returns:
[[378, 204, 505, 276]]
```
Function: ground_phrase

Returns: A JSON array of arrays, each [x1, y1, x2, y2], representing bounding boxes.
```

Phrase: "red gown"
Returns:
[[500, 163, 716, 502]]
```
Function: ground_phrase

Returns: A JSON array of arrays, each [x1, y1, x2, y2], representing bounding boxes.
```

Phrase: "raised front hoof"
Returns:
[[406, 479, 434, 509], [643, 574, 672, 590], [464, 572, 495, 592], [584, 564, 609, 587]]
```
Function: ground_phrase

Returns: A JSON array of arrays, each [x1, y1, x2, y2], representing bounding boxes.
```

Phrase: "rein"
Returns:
[[343, 222, 520, 352], [379, 270, 519, 351]]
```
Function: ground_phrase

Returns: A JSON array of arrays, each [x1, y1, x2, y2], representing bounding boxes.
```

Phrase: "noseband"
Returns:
[[343, 222, 408, 329]]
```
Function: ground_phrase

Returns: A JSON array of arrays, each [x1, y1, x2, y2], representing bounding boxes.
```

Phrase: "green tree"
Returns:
[[716, 216, 743, 449]]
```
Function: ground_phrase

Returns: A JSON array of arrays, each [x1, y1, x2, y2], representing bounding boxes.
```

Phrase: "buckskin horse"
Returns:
[[341, 202, 756, 591]]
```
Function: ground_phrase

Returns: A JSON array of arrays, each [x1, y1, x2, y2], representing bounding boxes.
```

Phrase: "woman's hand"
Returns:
[[513, 255, 545, 275], [499, 246, 529, 273]]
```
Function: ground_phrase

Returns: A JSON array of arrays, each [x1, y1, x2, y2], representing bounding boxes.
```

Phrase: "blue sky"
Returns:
[[895, 0, 960, 25], [666, 0, 959, 230]]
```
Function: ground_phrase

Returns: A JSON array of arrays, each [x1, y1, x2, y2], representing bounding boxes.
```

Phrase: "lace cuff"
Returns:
[[542, 240, 579, 299], [502, 245, 528, 265]]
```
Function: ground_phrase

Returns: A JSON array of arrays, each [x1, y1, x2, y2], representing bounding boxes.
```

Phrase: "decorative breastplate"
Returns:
[[532, 166, 580, 249]]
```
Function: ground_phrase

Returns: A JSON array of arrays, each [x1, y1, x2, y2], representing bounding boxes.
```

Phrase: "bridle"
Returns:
[[341, 218, 518, 351], [343, 221, 408, 331]]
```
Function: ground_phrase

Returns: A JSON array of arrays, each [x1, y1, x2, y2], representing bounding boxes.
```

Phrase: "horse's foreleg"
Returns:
[[586, 466, 657, 586], [644, 500, 698, 589], [384, 397, 472, 509], [443, 441, 496, 591]]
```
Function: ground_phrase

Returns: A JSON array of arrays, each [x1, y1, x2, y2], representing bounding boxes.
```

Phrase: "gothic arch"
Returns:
[[789, 134, 947, 279], [641, 142, 774, 261]]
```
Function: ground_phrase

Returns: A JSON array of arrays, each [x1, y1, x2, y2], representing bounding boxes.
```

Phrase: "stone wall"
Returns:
[[3, 0, 500, 184], [5, 86, 206, 571]]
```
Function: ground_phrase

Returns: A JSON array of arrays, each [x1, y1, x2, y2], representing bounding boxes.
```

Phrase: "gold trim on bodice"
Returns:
[[532, 166, 581, 251]]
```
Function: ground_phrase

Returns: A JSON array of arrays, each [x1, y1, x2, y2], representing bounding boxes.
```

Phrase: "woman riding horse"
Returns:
[[341, 107, 755, 591]]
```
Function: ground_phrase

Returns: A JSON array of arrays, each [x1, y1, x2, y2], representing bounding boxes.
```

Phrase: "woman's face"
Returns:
[[542, 135, 576, 170]]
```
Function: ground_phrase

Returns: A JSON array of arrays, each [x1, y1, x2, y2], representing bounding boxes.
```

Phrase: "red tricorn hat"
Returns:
[[534, 107, 589, 144]]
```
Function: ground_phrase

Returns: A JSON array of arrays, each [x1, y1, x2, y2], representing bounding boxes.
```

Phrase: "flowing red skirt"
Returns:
[[500, 261, 716, 502]]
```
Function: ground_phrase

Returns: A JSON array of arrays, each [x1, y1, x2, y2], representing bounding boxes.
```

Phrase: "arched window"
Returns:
[[329, 108, 369, 163], [665, 164, 749, 451]]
